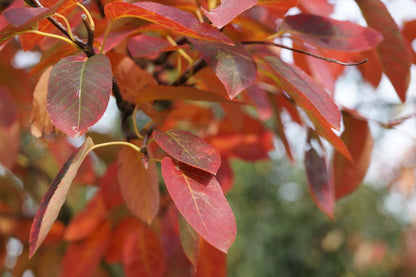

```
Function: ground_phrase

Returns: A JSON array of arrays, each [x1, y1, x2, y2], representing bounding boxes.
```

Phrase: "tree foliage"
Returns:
[[0, 0, 415, 276]]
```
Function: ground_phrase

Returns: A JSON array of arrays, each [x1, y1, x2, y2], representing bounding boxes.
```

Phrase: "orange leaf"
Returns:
[[117, 145, 160, 224], [195, 239, 227, 277]]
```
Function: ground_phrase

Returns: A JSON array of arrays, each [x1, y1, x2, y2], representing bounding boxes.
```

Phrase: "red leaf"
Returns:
[[29, 137, 94, 258], [356, 0, 412, 102], [298, 0, 333, 16], [195, 239, 227, 277], [4, 7, 48, 27], [122, 219, 166, 277], [64, 193, 107, 242], [333, 110, 373, 199], [189, 39, 257, 99], [264, 56, 340, 130], [61, 221, 111, 277], [216, 157, 234, 194], [104, 2, 233, 44], [402, 20, 416, 64], [154, 129, 221, 175], [264, 56, 350, 158], [100, 162, 123, 210], [161, 157, 236, 253], [202, 0, 258, 29], [279, 13, 383, 52], [117, 145, 160, 224], [357, 49, 382, 88], [304, 143, 335, 219], [47, 54, 112, 137], [128, 35, 178, 58]]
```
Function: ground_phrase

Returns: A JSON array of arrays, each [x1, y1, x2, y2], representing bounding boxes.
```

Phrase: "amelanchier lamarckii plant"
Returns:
[[0, 0, 413, 276]]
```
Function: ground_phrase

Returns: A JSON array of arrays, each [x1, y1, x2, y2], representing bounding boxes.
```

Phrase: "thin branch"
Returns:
[[81, 14, 95, 57], [241, 41, 368, 66], [171, 58, 207, 86]]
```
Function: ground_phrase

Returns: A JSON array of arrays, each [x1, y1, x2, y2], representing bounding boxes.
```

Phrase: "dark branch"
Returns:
[[171, 58, 207, 86], [241, 41, 368, 66], [81, 14, 95, 57]]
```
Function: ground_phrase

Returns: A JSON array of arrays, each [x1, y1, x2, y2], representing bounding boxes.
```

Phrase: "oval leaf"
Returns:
[[104, 2, 232, 44], [202, 0, 258, 29], [117, 145, 160, 224], [154, 129, 221, 175], [279, 13, 383, 51], [189, 39, 257, 99], [356, 0, 412, 102], [333, 110, 373, 199], [304, 144, 335, 218], [29, 137, 95, 258], [47, 54, 112, 137], [161, 157, 236, 253]]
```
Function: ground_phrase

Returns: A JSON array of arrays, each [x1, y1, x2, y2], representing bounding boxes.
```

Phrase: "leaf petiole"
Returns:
[[52, 13, 75, 41], [91, 141, 141, 154], [76, 2, 95, 30], [22, 30, 79, 49], [132, 106, 144, 140]]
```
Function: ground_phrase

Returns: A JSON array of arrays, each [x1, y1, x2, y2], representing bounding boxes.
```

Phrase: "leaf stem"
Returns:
[[53, 13, 75, 41], [132, 105, 144, 140], [100, 21, 113, 54], [23, 30, 79, 49], [81, 14, 95, 57], [91, 141, 141, 153], [76, 2, 95, 30], [241, 41, 368, 66]]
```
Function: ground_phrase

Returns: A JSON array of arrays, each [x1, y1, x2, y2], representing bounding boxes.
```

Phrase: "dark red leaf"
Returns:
[[304, 143, 335, 218], [29, 137, 95, 258], [356, 0, 412, 102], [202, 0, 258, 29], [279, 13, 383, 52], [117, 145, 160, 224], [128, 35, 178, 57], [104, 2, 233, 44], [154, 129, 221, 175], [189, 39, 257, 99], [161, 157, 236, 253], [333, 110, 373, 199], [47, 54, 112, 137]]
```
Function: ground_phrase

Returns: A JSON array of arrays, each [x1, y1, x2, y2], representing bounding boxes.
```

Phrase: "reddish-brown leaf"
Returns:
[[357, 49, 382, 88], [100, 162, 124, 210], [216, 157, 234, 194], [202, 0, 258, 29], [104, 2, 233, 44], [30, 66, 57, 138], [64, 193, 108, 242], [122, 219, 166, 277], [304, 144, 335, 218], [117, 145, 160, 224], [189, 39, 257, 99], [298, 0, 333, 16], [29, 137, 94, 258], [195, 239, 227, 277], [161, 157, 236, 253], [0, 0, 69, 46], [47, 54, 112, 137], [402, 20, 416, 64], [356, 0, 412, 102], [333, 110, 373, 199], [4, 7, 48, 27], [135, 85, 236, 104], [128, 35, 178, 57], [61, 221, 111, 277], [154, 129, 221, 175], [279, 13, 383, 52]]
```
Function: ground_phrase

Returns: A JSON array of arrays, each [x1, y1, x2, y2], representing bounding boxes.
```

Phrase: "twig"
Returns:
[[241, 41, 368, 66]]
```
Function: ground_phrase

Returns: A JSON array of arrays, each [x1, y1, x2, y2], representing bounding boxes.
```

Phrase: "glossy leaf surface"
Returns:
[[29, 137, 94, 257], [333, 110, 373, 199], [356, 0, 411, 102], [305, 145, 334, 218], [47, 54, 112, 137], [104, 2, 232, 44], [279, 13, 383, 51], [117, 145, 160, 224], [202, 0, 258, 29], [154, 129, 221, 175], [190, 39, 257, 99], [161, 157, 236, 253]]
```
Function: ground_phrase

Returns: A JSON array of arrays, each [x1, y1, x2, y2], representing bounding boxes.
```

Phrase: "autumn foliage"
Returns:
[[0, 0, 414, 276]]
